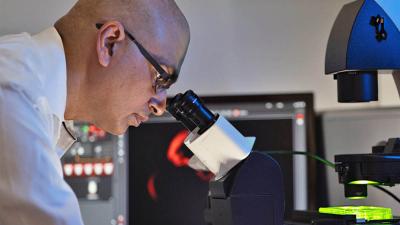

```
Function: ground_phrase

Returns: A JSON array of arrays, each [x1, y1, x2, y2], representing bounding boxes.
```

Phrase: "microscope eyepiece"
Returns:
[[167, 93, 197, 131], [167, 90, 218, 134]]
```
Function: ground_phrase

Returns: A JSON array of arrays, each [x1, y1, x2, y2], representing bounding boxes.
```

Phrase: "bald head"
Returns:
[[57, 0, 190, 73], [57, 0, 190, 134]]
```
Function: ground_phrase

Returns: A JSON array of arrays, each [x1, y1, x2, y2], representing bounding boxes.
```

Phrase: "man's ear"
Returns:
[[96, 21, 126, 67]]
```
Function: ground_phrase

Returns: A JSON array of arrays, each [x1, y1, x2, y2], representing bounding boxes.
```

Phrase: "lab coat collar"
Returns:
[[32, 27, 67, 121]]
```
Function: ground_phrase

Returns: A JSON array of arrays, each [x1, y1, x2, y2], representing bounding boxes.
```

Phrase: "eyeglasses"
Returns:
[[96, 23, 178, 94]]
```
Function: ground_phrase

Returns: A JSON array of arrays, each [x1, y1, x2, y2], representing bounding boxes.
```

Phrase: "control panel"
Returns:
[[61, 123, 128, 225]]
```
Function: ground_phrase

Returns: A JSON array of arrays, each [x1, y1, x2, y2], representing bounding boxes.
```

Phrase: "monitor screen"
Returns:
[[129, 93, 316, 225]]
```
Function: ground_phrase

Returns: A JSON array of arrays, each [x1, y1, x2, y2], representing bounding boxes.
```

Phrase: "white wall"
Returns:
[[0, 0, 74, 35], [0, 0, 399, 111]]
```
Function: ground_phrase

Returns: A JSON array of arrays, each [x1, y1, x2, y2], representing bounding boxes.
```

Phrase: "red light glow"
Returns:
[[145, 130, 215, 201], [147, 174, 158, 201], [296, 113, 305, 120], [232, 109, 241, 117], [167, 130, 190, 167], [63, 162, 113, 177], [88, 125, 106, 139], [196, 171, 214, 182], [166, 130, 214, 182]]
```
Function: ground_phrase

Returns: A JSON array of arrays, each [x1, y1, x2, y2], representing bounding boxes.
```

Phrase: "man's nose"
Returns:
[[149, 91, 167, 116]]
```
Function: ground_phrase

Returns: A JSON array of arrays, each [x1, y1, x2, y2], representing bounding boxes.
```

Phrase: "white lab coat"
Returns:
[[0, 28, 84, 225]]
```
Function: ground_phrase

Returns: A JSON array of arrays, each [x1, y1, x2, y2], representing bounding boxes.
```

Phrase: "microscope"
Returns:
[[167, 90, 285, 225], [316, 0, 400, 224], [166, 0, 400, 224]]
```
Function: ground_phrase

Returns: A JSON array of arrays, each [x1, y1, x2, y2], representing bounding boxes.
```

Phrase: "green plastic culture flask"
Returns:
[[319, 206, 392, 221]]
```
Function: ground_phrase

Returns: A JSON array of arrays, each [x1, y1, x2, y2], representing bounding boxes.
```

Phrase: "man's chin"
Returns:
[[95, 123, 129, 136], [107, 128, 127, 136], [113, 125, 130, 135]]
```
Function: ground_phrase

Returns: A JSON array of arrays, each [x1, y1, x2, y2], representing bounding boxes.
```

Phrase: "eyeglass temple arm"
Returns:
[[95, 23, 169, 81]]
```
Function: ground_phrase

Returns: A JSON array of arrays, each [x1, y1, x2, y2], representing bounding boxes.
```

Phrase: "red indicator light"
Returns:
[[296, 113, 305, 120], [94, 163, 103, 176], [84, 163, 93, 176], [117, 214, 125, 225], [64, 164, 74, 177], [74, 163, 83, 176], [88, 125, 106, 139], [104, 162, 114, 175], [232, 109, 241, 117], [64, 162, 113, 177]]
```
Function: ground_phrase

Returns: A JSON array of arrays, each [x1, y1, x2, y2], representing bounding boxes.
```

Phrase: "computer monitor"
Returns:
[[129, 93, 317, 225]]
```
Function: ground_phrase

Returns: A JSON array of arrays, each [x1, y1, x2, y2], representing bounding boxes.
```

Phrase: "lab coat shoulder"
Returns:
[[0, 31, 83, 225], [0, 30, 65, 144], [0, 82, 84, 225], [0, 32, 45, 102]]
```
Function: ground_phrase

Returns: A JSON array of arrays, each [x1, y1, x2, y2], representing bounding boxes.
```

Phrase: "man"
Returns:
[[0, 0, 190, 224]]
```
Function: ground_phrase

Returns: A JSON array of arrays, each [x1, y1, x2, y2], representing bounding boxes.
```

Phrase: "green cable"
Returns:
[[262, 150, 400, 205], [263, 150, 336, 169]]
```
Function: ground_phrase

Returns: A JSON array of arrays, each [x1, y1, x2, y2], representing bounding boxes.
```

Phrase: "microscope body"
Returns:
[[167, 90, 285, 225], [204, 151, 284, 225], [325, 0, 400, 198]]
